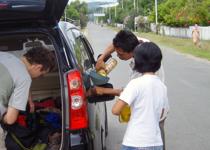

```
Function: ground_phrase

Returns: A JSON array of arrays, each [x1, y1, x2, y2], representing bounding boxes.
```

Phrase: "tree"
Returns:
[[65, 0, 88, 28], [149, 0, 210, 27], [103, 0, 210, 28]]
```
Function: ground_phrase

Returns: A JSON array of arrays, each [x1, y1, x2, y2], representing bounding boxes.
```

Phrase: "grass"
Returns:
[[138, 32, 210, 61], [108, 26, 210, 61]]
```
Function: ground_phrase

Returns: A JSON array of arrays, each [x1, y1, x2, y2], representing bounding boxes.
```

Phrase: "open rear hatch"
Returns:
[[0, 33, 63, 150], [0, 0, 68, 27]]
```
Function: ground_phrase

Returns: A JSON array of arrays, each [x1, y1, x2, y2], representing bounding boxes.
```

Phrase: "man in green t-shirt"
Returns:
[[0, 47, 55, 149]]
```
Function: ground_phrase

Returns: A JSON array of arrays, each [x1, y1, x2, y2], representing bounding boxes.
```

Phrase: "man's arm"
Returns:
[[86, 86, 122, 97], [95, 44, 115, 71], [2, 107, 19, 125], [94, 86, 122, 96], [112, 99, 128, 115], [28, 91, 35, 113]]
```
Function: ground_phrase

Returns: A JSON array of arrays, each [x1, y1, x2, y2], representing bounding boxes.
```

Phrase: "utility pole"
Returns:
[[134, 0, 136, 31], [115, 5, 117, 18], [64, 9, 67, 21], [121, 0, 124, 9], [136, 0, 138, 13], [155, 0, 158, 25], [109, 7, 111, 24], [155, 0, 158, 34]]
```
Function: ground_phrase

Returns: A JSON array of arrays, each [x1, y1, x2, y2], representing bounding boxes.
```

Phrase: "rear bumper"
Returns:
[[71, 145, 88, 150], [69, 129, 93, 150]]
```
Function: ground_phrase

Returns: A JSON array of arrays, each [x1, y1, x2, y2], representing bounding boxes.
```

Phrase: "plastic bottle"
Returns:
[[105, 58, 117, 74], [119, 105, 131, 123], [97, 58, 117, 76], [97, 69, 107, 76]]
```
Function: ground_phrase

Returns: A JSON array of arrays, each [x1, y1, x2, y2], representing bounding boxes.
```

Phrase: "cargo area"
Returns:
[[0, 33, 63, 150]]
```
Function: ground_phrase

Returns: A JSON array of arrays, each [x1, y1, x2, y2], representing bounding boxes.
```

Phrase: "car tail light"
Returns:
[[0, 3, 8, 10], [66, 70, 88, 130]]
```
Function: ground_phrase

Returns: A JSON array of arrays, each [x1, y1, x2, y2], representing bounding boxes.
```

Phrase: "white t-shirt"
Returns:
[[119, 74, 168, 147], [129, 58, 168, 121]]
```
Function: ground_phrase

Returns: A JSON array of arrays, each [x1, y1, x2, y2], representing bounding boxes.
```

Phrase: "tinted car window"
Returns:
[[68, 29, 93, 71], [75, 37, 92, 71]]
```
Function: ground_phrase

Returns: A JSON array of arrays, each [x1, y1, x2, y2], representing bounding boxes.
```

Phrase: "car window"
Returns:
[[66, 29, 94, 72], [74, 36, 93, 71]]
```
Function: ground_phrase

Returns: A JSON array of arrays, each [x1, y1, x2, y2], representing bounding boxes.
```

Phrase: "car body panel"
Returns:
[[59, 21, 109, 150]]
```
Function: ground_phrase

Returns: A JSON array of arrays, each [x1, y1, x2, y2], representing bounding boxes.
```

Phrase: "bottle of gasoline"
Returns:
[[98, 58, 117, 76], [105, 58, 117, 74]]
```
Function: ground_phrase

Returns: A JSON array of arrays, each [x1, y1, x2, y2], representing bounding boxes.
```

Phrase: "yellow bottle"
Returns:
[[97, 69, 107, 76], [119, 105, 131, 123]]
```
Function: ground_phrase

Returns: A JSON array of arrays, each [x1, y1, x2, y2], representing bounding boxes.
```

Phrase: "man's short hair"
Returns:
[[113, 30, 139, 53], [23, 47, 55, 72], [133, 42, 162, 73]]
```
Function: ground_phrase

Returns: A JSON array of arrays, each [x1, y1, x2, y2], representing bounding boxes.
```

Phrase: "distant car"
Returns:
[[0, 0, 113, 150]]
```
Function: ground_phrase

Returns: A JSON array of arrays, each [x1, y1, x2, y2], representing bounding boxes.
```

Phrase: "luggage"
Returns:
[[3, 97, 62, 150]]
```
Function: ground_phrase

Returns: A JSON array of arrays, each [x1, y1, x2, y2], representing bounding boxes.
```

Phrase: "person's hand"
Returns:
[[94, 86, 104, 95], [95, 59, 106, 71], [86, 87, 96, 97], [115, 88, 123, 96], [94, 87, 123, 96], [29, 100, 35, 113], [28, 94, 35, 113], [87, 86, 107, 96]]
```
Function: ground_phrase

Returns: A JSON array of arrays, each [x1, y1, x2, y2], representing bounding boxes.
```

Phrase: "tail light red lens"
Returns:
[[66, 70, 88, 130], [0, 3, 8, 10]]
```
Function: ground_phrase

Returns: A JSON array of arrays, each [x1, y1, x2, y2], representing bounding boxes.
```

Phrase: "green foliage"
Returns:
[[138, 32, 210, 61], [114, 8, 126, 24], [103, 0, 163, 27], [149, 0, 210, 27], [66, 5, 79, 20], [102, 0, 210, 28], [65, 0, 88, 28]]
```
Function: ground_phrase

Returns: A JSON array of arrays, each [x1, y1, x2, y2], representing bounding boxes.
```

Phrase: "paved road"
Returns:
[[86, 23, 210, 150]]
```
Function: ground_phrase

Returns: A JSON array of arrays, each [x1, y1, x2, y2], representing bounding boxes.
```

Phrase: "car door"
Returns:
[[79, 33, 108, 150], [73, 29, 107, 150], [66, 27, 107, 150]]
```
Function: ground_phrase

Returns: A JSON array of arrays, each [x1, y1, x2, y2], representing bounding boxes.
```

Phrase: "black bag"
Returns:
[[1, 112, 49, 150], [4, 123, 37, 149], [88, 83, 115, 103], [8, 131, 47, 150]]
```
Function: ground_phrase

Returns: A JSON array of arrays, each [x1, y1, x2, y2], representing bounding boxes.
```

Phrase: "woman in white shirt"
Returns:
[[112, 42, 169, 150]]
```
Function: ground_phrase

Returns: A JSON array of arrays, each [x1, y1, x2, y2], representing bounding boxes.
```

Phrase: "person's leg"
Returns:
[[159, 119, 165, 150], [0, 125, 7, 150], [154, 146, 163, 150]]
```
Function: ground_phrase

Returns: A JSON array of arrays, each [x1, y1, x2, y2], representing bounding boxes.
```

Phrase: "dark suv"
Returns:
[[0, 0, 113, 150]]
